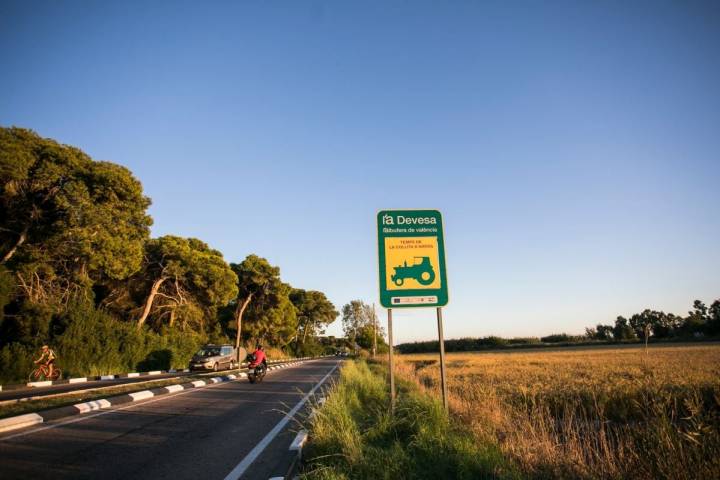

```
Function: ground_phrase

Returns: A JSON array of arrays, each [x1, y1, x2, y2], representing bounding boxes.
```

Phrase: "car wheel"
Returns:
[[213, 363, 219, 372]]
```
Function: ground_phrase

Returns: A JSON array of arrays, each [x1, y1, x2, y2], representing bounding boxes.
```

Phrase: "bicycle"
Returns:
[[28, 364, 62, 382]]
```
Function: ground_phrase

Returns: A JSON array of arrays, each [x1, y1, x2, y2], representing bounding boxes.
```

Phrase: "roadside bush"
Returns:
[[143, 327, 205, 370], [540, 333, 584, 343], [0, 342, 37, 384], [55, 302, 129, 377], [56, 303, 207, 377], [295, 340, 326, 358], [507, 337, 541, 345], [0, 266, 14, 315], [0, 301, 209, 383]]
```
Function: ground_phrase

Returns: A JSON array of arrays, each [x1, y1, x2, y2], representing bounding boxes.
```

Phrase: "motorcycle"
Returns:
[[246, 353, 267, 383]]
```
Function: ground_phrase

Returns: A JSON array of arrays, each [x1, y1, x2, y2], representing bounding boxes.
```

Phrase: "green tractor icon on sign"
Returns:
[[391, 256, 436, 286]]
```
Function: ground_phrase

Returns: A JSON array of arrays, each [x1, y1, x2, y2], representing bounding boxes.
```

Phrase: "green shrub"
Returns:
[[295, 341, 327, 358], [55, 302, 129, 377], [0, 301, 209, 383], [0, 266, 14, 314], [0, 343, 37, 384]]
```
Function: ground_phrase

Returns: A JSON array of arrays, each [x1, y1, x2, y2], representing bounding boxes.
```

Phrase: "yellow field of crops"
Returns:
[[397, 344, 720, 479]]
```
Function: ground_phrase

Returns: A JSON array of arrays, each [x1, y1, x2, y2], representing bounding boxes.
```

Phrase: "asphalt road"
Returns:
[[0, 358, 341, 480]]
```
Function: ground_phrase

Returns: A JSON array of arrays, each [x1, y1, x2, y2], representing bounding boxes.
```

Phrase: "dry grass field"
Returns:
[[397, 344, 720, 479]]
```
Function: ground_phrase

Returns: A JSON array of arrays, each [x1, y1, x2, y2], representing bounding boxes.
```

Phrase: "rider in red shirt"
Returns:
[[248, 344, 266, 368]]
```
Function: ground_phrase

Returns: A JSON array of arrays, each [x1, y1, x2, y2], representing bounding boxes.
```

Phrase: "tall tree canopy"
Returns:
[[229, 255, 290, 353], [135, 236, 238, 331], [341, 300, 379, 348], [0, 127, 152, 305], [290, 289, 338, 346], [0, 127, 339, 383], [243, 282, 298, 346]]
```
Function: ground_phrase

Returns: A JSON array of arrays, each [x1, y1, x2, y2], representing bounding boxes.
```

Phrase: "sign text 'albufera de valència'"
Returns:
[[377, 210, 449, 308]]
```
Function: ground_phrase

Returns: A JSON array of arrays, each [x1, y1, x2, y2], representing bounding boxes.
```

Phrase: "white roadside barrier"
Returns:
[[0, 413, 44, 433]]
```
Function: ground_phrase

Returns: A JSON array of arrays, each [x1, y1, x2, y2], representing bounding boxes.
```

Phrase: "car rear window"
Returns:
[[197, 348, 221, 357]]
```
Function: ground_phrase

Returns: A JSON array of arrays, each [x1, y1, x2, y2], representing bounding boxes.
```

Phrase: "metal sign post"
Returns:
[[372, 303, 378, 358], [377, 210, 449, 413], [388, 308, 395, 413], [436, 307, 448, 411]]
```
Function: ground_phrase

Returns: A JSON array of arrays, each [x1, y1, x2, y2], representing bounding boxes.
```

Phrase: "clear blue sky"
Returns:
[[2, 1, 719, 343]]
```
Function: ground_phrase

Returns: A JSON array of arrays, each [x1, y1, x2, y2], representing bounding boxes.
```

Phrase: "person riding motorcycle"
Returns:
[[248, 344, 266, 368], [246, 344, 268, 383]]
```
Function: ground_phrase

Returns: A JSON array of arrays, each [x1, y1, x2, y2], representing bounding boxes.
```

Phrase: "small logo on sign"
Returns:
[[383, 214, 394, 225]]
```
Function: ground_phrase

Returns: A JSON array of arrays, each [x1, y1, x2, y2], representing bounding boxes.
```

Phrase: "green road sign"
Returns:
[[377, 210, 448, 308]]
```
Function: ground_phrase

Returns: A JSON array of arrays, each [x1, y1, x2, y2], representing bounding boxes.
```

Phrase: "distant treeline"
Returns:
[[0, 128, 343, 383], [397, 298, 720, 354]]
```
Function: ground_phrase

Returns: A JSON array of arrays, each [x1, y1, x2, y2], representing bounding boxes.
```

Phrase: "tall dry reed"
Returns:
[[395, 345, 720, 479]]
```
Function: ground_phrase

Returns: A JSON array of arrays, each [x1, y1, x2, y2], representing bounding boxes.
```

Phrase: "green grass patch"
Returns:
[[301, 360, 518, 480]]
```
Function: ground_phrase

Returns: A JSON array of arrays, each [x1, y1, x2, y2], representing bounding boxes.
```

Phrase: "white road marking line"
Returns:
[[223, 362, 339, 480]]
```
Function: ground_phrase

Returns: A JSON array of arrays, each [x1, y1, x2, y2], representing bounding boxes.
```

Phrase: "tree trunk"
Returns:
[[137, 277, 167, 329], [301, 320, 309, 344], [1, 225, 29, 264], [234, 294, 253, 362]]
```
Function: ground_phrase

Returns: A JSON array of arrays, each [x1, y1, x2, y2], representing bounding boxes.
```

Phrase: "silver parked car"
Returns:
[[189, 344, 238, 371]]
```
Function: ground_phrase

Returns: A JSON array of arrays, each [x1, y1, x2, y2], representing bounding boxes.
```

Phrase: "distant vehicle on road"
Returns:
[[189, 344, 237, 371]]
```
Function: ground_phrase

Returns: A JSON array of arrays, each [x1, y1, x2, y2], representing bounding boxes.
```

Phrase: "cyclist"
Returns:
[[248, 344, 266, 369], [34, 345, 57, 378]]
